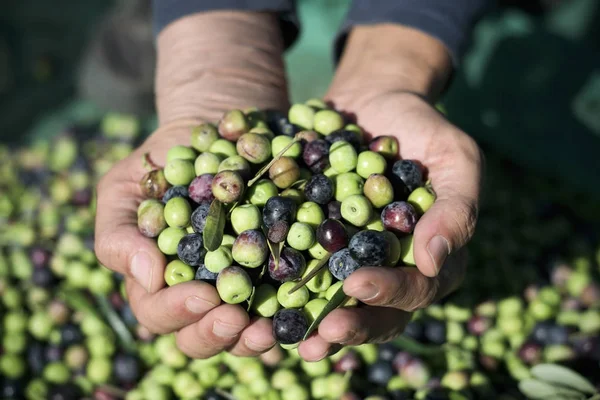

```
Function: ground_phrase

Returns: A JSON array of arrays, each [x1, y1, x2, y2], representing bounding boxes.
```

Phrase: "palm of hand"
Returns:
[[96, 123, 277, 360], [296, 92, 482, 361]]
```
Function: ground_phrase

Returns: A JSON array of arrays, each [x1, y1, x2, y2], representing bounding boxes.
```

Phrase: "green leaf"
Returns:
[[95, 295, 137, 354], [531, 364, 597, 395], [519, 379, 562, 399], [303, 283, 347, 340], [203, 199, 226, 251], [392, 335, 444, 356], [288, 252, 331, 295], [519, 379, 587, 399], [544, 396, 586, 400]]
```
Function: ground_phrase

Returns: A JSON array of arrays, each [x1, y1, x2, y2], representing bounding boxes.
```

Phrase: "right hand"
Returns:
[[94, 11, 289, 359], [95, 123, 277, 358]]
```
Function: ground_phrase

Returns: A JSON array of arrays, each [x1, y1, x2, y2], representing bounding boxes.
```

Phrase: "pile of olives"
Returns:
[[136, 101, 436, 345], [0, 102, 598, 400]]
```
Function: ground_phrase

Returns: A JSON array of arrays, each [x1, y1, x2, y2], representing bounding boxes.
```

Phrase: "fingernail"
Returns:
[[131, 251, 154, 292], [185, 296, 218, 314], [213, 320, 245, 338], [348, 283, 379, 301], [245, 338, 274, 352], [427, 235, 450, 275]]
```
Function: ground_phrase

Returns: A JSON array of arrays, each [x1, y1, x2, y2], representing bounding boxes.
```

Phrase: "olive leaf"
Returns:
[[246, 286, 257, 313], [392, 335, 445, 356], [248, 136, 301, 187], [531, 364, 597, 395], [288, 252, 331, 294], [203, 199, 226, 251], [519, 379, 587, 400], [95, 294, 137, 354], [303, 283, 347, 340]]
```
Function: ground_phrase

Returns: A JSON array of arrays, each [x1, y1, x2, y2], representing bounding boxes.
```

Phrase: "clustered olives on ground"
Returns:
[[1, 104, 599, 400], [137, 101, 437, 344], [0, 118, 146, 400]]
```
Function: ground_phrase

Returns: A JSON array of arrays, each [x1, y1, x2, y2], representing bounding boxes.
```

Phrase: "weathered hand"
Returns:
[[94, 11, 289, 359], [298, 26, 484, 361]]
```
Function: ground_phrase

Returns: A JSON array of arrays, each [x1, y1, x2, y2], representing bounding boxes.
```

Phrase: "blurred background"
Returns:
[[1, 1, 600, 399], [1, 0, 599, 201]]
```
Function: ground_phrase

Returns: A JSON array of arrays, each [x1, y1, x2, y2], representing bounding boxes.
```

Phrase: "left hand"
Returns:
[[298, 25, 484, 361]]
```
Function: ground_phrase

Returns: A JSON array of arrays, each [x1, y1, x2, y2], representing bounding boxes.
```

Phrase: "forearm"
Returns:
[[155, 11, 289, 126], [328, 24, 453, 105]]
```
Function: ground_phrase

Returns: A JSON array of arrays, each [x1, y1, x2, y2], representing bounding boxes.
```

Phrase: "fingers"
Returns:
[[344, 267, 438, 311], [414, 131, 483, 277], [175, 304, 250, 359], [94, 162, 168, 293], [298, 333, 333, 362], [317, 306, 411, 345], [95, 220, 167, 293], [298, 306, 411, 361], [126, 278, 221, 334], [228, 317, 276, 357], [344, 250, 467, 311]]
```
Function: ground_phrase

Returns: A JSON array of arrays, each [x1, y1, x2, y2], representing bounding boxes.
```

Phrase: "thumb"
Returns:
[[94, 161, 167, 293], [412, 143, 483, 277], [413, 196, 478, 278], [95, 222, 167, 294]]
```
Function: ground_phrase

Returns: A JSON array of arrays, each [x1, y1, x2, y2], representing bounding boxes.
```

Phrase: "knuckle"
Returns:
[[407, 275, 439, 312], [93, 233, 112, 269], [453, 198, 478, 244], [129, 298, 169, 335], [95, 230, 127, 273]]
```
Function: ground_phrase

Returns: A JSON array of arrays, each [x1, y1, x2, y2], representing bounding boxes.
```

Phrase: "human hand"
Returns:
[[298, 25, 484, 361], [94, 11, 289, 359]]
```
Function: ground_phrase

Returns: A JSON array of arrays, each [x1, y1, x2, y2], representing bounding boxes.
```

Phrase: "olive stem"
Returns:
[[227, 201, 239, 217], [288, 252, 332, 294], [142, 152, 161, 171], [247, 136, 301, 187], [262, 225, 280, 271]]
